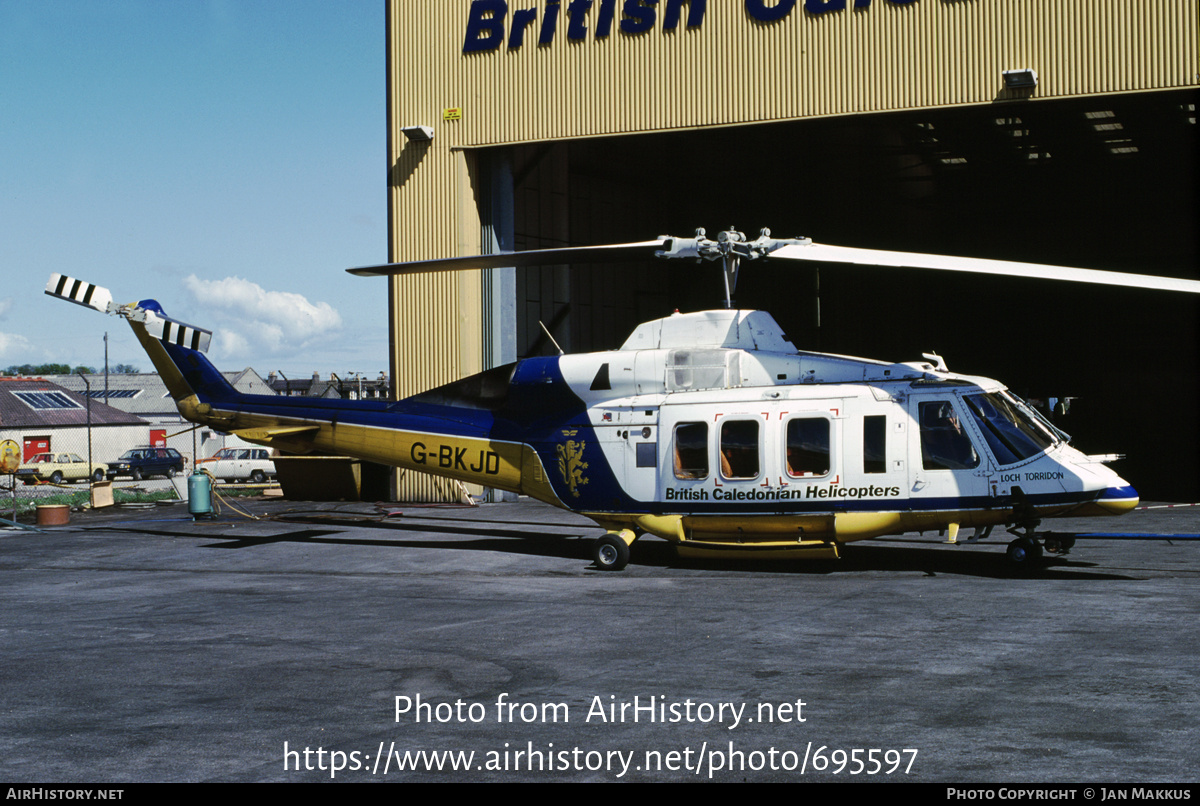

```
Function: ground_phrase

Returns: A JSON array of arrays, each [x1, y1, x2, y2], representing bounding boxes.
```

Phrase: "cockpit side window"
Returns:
[[919, 400, 979, 470], [673, 422, 708, 480]]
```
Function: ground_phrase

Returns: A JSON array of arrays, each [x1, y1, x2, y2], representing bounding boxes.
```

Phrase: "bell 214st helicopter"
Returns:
[[45, 229, 1200, 570]]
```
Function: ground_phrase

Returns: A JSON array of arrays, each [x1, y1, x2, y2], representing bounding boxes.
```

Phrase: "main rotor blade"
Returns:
[[347, 240, 666, 276], [770, 242, 1200, 294]]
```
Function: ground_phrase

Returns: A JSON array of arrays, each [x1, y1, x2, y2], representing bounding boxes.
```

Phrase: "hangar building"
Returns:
[[383, 0, 1197, 500]]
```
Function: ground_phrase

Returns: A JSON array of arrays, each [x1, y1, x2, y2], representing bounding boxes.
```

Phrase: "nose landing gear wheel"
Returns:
[[593, 534, 632, 571]]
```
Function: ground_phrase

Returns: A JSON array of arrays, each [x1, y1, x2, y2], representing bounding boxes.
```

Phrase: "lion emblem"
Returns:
[[556, 439, 589, 498]]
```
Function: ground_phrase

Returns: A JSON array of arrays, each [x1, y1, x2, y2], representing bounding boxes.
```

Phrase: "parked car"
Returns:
[[106, 447, 185, 480], [17, 453, 107, 484], [201, 447, 276, 483]]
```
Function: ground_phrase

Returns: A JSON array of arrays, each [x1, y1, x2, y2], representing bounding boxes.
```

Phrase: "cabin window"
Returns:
[[863, 415, 886, 474], [673, 422, 708, 479], [785, 417, 830, 477], [719, 419, 760, 479], [919, 401, 979, 470], [636, 442, 656, 468], [667, 350, 734, 391]]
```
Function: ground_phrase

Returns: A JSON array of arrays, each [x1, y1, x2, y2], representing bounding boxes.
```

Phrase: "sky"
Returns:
[[1, 1, 388, 378]]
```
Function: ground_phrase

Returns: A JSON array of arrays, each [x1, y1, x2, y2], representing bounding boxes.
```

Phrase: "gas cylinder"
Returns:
[[188, 471, 212, 518]]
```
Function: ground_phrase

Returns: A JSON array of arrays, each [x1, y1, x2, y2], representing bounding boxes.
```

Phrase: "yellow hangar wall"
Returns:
[[398, 0, 1197, 146], [385, 0, 1198, 499]]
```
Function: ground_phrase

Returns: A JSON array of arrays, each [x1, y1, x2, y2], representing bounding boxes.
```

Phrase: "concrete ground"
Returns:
[[1, 495, 1197, 782]]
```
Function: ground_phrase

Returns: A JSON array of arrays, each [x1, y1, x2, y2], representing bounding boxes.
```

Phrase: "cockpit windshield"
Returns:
[[963, 392, 1057, 466]]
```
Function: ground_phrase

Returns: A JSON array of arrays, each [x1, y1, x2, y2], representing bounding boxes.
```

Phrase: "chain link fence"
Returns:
[[0, 424, 186, 523]]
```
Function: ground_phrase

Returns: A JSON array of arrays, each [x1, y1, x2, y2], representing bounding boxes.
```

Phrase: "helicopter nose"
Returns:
[[1092, 483, 1139, 515]]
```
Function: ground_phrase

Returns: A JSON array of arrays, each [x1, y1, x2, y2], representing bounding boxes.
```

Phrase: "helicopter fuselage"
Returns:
[[149, 306, 1136, 563]]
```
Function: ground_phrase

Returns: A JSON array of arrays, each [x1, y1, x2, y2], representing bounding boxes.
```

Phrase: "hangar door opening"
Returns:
[[485, 90, 1197, 500]]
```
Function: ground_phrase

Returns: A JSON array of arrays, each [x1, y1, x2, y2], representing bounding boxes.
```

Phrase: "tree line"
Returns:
[[2, 363, 141, 376]]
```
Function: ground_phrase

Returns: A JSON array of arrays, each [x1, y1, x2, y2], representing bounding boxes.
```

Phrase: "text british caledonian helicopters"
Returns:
[[45, 229, 1200, 570]]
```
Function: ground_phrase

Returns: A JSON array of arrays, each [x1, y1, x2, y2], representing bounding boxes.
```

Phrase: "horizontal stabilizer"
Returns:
[[45, 274, 115, 313], [233, 425, 321, 442]]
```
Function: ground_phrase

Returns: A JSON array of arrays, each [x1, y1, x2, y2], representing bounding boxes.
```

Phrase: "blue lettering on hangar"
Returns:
[[746, 0, 919, 24], [463, 0, 921, 54]]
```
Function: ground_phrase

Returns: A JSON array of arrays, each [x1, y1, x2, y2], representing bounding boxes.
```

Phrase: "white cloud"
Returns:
[[181, 275, 342, 358], [0, 331, 34, 358], [211, 328, 251, 358]]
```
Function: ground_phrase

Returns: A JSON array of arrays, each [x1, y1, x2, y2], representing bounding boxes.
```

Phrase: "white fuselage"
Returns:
[[551, 310, 1134, 545]]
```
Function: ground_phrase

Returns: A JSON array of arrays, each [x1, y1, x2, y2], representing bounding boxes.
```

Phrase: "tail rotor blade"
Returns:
[[45, 272, 213, 353], [142, 310, 213, 353], [44, 274, 115, 313]]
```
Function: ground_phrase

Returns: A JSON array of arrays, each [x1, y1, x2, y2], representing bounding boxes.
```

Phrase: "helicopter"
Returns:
[[44, 229, 1200, 570]]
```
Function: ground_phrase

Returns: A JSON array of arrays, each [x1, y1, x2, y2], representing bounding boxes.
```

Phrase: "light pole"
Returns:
[[77, 370, 93, 483]]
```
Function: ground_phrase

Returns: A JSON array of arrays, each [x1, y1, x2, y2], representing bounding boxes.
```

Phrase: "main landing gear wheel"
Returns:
[[1006, 536, 1044, 569], [593, 534, 632, 571]]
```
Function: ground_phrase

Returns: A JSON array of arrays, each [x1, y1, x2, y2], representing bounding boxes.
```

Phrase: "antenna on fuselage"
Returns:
[[539, 320, 565, 355]]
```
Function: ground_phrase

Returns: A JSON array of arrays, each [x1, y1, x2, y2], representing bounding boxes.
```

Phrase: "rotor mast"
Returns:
[[653, 228, 811, 308]]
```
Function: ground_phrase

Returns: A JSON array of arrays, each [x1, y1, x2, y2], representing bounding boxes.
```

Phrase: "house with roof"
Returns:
[[266, 371, 389, 400], [0, 377, 149, 467], [44, 367, 278, 462]]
